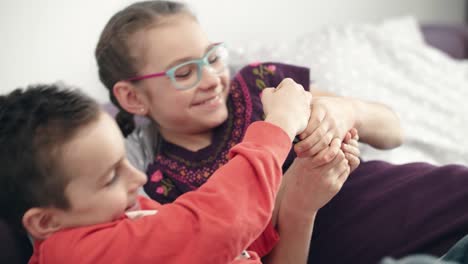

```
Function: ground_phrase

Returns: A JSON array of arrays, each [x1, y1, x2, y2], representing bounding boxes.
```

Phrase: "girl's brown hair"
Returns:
[[95, 1, 194, 136]]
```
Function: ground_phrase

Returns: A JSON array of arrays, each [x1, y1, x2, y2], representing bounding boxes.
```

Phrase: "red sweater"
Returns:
[[29, 121, 291, 264]]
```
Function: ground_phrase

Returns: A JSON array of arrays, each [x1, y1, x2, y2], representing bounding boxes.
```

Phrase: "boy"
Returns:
[[0, 82, 311, 263]]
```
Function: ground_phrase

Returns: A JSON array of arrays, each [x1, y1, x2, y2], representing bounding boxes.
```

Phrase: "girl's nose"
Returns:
[[196, 65, 220, 90]]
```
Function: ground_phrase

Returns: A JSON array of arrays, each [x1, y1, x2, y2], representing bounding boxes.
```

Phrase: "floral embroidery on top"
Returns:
[[253, 64, 277, 91], [150, 170, 163, 182], [144, 63, 288, 204]]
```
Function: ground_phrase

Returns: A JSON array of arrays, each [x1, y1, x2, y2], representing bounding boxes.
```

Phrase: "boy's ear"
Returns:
[[22, 208, 63, 240], [113, 81, 148, 116]]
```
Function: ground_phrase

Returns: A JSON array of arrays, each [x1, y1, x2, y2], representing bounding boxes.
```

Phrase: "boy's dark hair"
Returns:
[[95, 0, 195, 137], [0, 84, 100, 231]]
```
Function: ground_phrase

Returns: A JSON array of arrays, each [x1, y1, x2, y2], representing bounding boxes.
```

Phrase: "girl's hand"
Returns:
[[341, 128, 360, 172], [294, 97, 356, 157], [292, 128, 360, 170]]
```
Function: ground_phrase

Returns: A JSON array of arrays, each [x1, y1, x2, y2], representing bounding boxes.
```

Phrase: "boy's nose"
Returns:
[[126, 162, 147, 192]]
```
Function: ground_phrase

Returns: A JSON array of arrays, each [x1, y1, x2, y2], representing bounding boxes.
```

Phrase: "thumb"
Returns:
[[305, 91, 313, 105], [344, 132, 352, 142], [260, 87, 275, 102]]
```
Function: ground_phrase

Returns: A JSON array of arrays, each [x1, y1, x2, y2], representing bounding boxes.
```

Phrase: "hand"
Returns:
[[281, 138, 351, 214], [266, 138, 352, 264], [294, 96, 356, 157], [341, 128, 360, 172], [292, 127, 360, 169], [262, 78, 312, 140]]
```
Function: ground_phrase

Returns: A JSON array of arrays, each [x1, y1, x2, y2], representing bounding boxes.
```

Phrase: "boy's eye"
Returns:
[[105, 172, 120, 187]]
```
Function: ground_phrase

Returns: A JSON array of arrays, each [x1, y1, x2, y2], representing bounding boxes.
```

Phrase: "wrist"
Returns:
[[278, 204, 317, 230], [264, 115, 296, 141], [278, 180, 319, 224], [349, 97, 362, 130]]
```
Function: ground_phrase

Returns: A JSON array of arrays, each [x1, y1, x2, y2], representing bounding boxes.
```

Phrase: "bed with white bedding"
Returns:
[[228, 17, 468, 166]]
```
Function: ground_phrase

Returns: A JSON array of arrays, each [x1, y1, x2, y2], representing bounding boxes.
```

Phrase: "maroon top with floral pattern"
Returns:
[[144, 62, 310, 203]]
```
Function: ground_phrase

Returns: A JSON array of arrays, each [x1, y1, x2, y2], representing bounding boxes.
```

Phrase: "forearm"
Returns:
[[57, 122, 291, 264], [264, 210, 316, 264], [264, 166, 317, 264], [311, 87, 403, 149], [264, 212, 315, 264], [247, 164, 295, 258], [167, 121, 291, 261], [351, 98, 403, 149]]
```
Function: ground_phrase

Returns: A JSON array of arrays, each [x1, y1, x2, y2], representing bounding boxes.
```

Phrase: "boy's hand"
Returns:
[[262, 78, 312, 141]]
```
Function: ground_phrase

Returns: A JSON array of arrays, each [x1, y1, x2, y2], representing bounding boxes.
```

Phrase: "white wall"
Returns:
[[0, 0, 465, 102]]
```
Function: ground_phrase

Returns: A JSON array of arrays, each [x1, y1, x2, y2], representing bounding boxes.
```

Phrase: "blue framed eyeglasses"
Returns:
[[125, 42, 228, 90]]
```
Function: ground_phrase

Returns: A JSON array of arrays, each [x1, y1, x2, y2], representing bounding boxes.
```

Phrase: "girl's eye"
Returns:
[[174, 64, 195, 79], [175, 69, 192, 79], [208, 54, 219, 64]]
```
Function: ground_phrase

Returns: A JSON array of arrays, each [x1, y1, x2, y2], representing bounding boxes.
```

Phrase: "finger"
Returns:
[[344, 128, 358, 144], [329, 158, 349, 193], [341, 142, 360, 157], [276, 78, 296, 90], [337, 163, 351, 183], [260, 87, 275, 99], [344, 132, 352, 142], [259, 88, 275, 116], [304, 91, 313, 105], [350, 128, 359, 141], [346, 139, 359, 148], [298, 104, 326, 140], [321, 148, 346, 172], [345, 152, 360, 172], [299, 137, 341, 166], [296, 128, 334, 157], [294, 116, 329, 154], [330, 156, 349, 179], [296, 111, 334, 155]]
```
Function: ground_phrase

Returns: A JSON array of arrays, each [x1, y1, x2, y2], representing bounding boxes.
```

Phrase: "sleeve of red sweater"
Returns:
[[34, 121, 291, 264]]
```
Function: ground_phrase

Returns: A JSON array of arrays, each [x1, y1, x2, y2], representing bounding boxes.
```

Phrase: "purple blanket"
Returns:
[[309, 160, 468, 264]]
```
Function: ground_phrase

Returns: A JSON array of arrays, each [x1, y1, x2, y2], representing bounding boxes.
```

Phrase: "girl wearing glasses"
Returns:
[[95, 1, 468, 263]]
